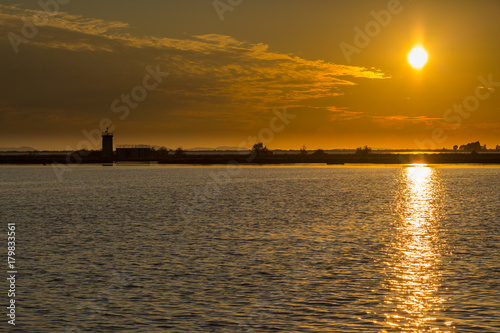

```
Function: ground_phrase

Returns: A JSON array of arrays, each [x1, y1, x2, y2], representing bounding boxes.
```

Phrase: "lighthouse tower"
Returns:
[[101, 128, 114, 163]]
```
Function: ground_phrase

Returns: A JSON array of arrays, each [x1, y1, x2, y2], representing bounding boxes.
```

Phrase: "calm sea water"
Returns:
[[1, 165, 499, 332]]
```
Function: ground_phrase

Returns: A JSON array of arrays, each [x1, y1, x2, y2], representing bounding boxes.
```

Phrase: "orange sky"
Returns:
[[0, 0, 499, 150]]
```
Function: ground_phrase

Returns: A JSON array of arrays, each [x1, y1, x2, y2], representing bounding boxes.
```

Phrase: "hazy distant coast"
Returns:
[[1, 151, 500, 165]]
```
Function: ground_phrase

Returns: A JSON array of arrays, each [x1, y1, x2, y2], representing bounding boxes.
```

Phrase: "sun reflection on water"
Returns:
[[383, 165, 453, 332]]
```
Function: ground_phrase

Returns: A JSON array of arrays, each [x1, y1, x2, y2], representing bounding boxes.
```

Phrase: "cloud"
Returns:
[[0, 4, 390, 148], [0, 4, 129, 35], [371, 115, 443, 130], [0, 4, 387, 104]]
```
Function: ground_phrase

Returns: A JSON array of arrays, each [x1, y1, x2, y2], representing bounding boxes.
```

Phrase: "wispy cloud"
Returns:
[[0, 4, 387, 109], [371, 115, 442, 130], [0, 4, 392, 147]]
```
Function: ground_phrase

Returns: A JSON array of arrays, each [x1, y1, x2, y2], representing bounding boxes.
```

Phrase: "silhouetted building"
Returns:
[[101, 129, 114, 163], [116, 145, 152, 161]]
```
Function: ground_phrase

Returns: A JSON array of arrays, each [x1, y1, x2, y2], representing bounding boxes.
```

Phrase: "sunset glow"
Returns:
[[1, 2, 499, 331], [0, 1, 499, 150]]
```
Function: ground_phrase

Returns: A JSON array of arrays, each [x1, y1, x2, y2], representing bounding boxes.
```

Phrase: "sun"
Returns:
[[408, 46, 428, 70]]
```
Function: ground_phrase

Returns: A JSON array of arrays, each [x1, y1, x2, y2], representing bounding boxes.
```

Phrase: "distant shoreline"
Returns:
[[1, 152, 500, 165]]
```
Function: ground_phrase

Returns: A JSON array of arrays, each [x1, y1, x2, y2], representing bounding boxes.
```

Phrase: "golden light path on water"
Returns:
[[383, 165, 454, 332]]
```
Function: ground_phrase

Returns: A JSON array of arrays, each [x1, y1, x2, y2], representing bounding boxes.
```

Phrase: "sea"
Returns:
[[0, 164, 499, 332]]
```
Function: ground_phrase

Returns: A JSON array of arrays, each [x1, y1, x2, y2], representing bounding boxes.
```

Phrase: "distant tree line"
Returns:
[[355, 145, 372, 155], [252, 142, 271, 156], [150, 142, 500, 158], [454, 141, 487, 152]]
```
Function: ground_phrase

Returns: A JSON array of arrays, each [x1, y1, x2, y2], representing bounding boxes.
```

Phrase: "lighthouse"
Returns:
[[101, 128, 113, 163]]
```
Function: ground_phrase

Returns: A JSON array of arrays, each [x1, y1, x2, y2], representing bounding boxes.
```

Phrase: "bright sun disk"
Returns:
[[408, 46, 428, 70]]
